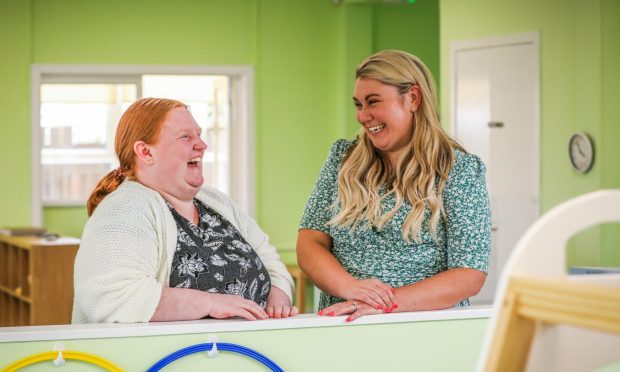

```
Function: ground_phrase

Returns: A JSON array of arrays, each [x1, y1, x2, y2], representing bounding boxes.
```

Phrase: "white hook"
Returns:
[[207, 335, 219, 358], [52, 343, 66, 366]]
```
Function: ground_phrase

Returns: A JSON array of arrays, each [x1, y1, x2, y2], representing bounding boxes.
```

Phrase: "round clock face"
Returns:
[[569, 132, 594, 173]]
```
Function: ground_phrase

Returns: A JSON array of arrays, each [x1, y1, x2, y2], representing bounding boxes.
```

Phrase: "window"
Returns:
[[31, 65, 255, 225], [40, 83, 136, 204]]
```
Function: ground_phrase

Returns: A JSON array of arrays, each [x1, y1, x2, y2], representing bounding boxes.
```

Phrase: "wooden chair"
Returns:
[[478, 190, 620, 372], [287, 265, 307, 313]]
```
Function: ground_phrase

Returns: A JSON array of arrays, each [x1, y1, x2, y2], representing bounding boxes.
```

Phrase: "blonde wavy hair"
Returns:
[[330, 50, 464, 242]]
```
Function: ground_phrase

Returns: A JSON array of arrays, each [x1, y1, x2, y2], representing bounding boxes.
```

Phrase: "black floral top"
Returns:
[[168, 199, 271, 308]]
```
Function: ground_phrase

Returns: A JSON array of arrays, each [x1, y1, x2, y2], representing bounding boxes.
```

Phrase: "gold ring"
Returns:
[[351, 301, 358, 311]]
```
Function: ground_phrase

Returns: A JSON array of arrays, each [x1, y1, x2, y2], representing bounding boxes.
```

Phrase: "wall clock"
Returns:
[[568, 132, 595, 173]]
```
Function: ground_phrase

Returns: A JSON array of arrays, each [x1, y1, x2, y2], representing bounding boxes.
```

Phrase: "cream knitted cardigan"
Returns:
[[72, 181, 293, 323]]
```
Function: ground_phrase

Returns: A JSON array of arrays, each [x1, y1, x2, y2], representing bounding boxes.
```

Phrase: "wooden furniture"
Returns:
[[479, 190, 620, 372], [0, 235, 80, 326], [287, 265, 307, 313]]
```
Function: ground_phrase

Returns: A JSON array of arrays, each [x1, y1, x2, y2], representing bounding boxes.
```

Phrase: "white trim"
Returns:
[[30, 64, 256, 224], [0, 306, 491, 343], [449, 31, 541, 210], [230, 67, 256, 217], [30, 67, 42, 226], [449, 31, 540, 53]]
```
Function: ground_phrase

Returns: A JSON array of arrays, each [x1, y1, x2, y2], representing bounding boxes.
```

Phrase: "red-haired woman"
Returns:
[[73, 98, 295, 323]]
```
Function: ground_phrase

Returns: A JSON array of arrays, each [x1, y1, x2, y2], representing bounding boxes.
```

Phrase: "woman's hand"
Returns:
[[266, 286, 299, 318], [318, 299, 389, 322], [205, 293, 269, 321], [343, 278, 397, 312]]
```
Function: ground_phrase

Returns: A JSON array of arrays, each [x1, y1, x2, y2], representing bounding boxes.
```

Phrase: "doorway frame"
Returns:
[[449, 31, 541, 303]]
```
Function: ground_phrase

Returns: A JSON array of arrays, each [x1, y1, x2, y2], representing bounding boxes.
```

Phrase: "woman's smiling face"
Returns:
[[146, 107, 207, 200], [353, 77, 418, 163]]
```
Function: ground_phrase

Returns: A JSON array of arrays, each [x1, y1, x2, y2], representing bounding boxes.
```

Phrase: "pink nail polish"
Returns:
[[328, 311, 335, 316], [393, 303, 398, 309], [376, 305, 382, 310], [346, 317, 353, 322], [318, 310, 324, 316]]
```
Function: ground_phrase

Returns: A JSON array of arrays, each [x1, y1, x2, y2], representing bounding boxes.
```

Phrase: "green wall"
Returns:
[[0, 0, 31, 227], [440, 0, 620, 267], [0, 0, 439, 264]]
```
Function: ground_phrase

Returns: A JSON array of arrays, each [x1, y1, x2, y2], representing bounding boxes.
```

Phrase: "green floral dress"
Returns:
[[299, 139, 491, 309]]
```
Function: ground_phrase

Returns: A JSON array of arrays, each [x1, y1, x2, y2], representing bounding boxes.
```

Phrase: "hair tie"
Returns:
[[112, 167, 126, 183]]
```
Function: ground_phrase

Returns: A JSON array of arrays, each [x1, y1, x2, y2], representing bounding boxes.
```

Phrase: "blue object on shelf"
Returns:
[[568, 266, 620, 275], [147, 342, 284, 372]]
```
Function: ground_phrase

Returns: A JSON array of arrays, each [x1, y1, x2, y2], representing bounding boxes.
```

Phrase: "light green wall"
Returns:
[[0, 0, 31, 227], [600, 0, 620, 265], [0, 318, 488, 371], [0, 0, 439, 265], [440, 0, 620, 267], [254, 1, 342, 264]]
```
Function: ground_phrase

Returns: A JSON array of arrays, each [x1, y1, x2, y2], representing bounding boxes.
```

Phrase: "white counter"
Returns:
[[0, 305, 491, 342]]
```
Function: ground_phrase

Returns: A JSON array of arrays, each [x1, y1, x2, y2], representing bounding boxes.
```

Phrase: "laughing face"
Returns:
[[145, 107, 207, 201], [353, 78, 419, 164]]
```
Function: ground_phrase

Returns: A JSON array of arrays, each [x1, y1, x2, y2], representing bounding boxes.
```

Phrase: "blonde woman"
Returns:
[[297, 50, 491, 321]]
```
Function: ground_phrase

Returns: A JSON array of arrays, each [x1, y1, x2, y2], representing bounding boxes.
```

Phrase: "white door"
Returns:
[[452, 33, 540, 304]]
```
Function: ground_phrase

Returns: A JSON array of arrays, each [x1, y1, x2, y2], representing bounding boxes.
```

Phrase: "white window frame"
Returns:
[[31, 64, 256, 225]]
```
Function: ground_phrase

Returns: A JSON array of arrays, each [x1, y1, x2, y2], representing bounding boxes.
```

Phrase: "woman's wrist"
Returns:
[[334, 276, 358, 300], [200, 291, 217, 317]]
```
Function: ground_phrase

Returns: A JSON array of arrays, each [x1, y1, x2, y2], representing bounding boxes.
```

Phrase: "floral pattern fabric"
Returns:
[[169, 199, 271, 308], [299, 139, 492, 309]]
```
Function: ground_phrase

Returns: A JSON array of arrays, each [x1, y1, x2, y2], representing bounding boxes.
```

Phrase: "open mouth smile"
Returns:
[[188, 156, 202, 167], [368, 124, 385, 133]]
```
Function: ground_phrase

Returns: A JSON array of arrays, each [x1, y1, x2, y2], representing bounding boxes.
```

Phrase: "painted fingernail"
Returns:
[[346, 317, 353, 322], [318, 310, 324, 316], [376, 305, 382, 310], [384, 307, 389, 312], [328, 311, 335, 316], [393, 303, 398, 309]]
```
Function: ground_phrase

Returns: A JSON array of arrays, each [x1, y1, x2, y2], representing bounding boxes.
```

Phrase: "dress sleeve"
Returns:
[[443, 152, 492, 272], [299, 139, 352, 233]]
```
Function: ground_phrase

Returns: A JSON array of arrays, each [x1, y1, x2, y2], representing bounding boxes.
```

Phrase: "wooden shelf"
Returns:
[[0, 235, 79, 326], [0, 284, 32, 303]]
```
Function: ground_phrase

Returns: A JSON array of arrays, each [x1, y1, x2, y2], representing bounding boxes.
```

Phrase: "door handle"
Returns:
[[488, 121, 504, 128]]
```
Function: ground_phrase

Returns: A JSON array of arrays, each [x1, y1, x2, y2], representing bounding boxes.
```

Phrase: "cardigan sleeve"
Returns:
[[72, 187, 165, 323]]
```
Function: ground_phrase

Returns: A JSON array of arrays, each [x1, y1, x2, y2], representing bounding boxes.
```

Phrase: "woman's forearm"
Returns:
[[296, 229, 356, 299], [150, 287, 211, 321], [151, 287, 269, 321], [393, 268, 486, 312]]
